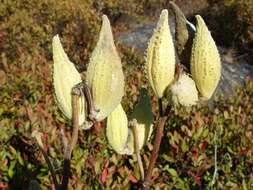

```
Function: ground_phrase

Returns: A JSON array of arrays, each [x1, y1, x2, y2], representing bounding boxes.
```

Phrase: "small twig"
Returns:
[[60, 128, 68, 152], [131, 119, 145, 181], [210, 131, 218, 187], [34, 138, 59, 188], [61, 87, 80, 190]]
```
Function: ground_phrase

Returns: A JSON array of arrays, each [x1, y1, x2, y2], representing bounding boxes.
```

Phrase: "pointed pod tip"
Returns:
[[101, 14, 111, 30], [102, 14, 109, 22], [195, 15, 209, 33], [52, 34, 62, 52], [195, 15, 204, 24], [158, 9, 168, 26], [52, 34, 60, 43], [169, 1, 177, 7], [161, 9, 168, 16], [99, 14, 113, 43]]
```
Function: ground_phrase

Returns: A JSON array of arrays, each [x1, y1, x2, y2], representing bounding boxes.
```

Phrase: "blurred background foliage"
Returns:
[[0, 0, 252, 189]]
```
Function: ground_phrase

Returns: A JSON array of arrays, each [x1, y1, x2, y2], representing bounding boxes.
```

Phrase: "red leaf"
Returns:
[[192, 147, 199, 161], [129, 175, 138, 183], [100, 168, 108, 184], [250, 172, 253, 181], [201, 141, 207, 152], [194, 175, 201, 186], [0, 183, 8, 189]]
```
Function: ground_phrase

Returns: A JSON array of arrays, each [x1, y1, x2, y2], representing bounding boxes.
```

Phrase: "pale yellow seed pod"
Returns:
[[190, 15, 221, 100], [87, 15, 124, 121], [53, 35, 89, 128], [146, 9, 175, 98], [171, 73, 198, 106], [106, 104, 129, 154], [124, 125, 153, 155]]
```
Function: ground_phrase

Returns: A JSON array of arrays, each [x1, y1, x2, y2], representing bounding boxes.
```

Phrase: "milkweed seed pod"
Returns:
[[129, 88, 153, 150], [146, 9, 175, 98], [106, 104, 129, 154], [53, 35, 88, 127], [190, 15, 221, 100], [125, 124, 153, 155], [170, 73, 198, 106], [170, 1, 193, 66], [122, 89, 154, 155], [87, 15, 124, 121]]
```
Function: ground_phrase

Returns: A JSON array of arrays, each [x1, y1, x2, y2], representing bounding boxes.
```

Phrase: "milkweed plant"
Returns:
[[36, 2, 221, 190]]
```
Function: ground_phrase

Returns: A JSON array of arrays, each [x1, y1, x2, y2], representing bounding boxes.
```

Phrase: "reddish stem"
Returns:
[[143, 116, 168, 189]]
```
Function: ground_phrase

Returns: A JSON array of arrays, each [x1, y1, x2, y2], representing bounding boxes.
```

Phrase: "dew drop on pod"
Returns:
[[190, 15, 221, 100], [146, 9, 175, 98], [86, 15, 124, 121]]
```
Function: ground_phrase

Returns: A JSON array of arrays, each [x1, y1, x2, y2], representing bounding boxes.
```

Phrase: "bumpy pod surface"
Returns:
[[106, 104, 129, 154], [53, 35, 87, 127], [171, 73, 198, 106], [87, 15, 124, 121], [190, 15, 221, 100], [146, 9, 175, 98]]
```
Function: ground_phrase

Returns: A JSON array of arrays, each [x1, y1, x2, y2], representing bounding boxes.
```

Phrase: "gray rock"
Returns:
[[117, 22, 253, 98]]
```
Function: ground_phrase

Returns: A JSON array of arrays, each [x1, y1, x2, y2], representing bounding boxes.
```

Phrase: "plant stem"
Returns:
[[61, 89, 80, 190], [143, 115, 168, 189], [210, 131, 218, 186], [132, 121, 145, 181], [158, 98, 163, 117], [143, 99, 170, 189], [34, 138, 59, 188]]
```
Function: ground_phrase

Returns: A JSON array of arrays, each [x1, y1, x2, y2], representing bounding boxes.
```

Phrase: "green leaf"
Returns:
[[167, 168, 178, 177]]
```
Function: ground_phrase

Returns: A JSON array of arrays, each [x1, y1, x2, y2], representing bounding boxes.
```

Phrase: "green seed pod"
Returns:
[[170, 1, 193, 66], [87, 15, 124, 121], [190, 15, 221, 100], [106, 104, 129, 154], [146, 9, 175, 98], [130, 88, 153, 149], [121, 88, 154, 155], [53, 35, 88, 127], [171, 73, 198, 106]]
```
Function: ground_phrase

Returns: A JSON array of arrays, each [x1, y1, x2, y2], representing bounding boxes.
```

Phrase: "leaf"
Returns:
[[100, 168, 108, 184], [167, 168, 178, 177], [29, 180, 41, 190]]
